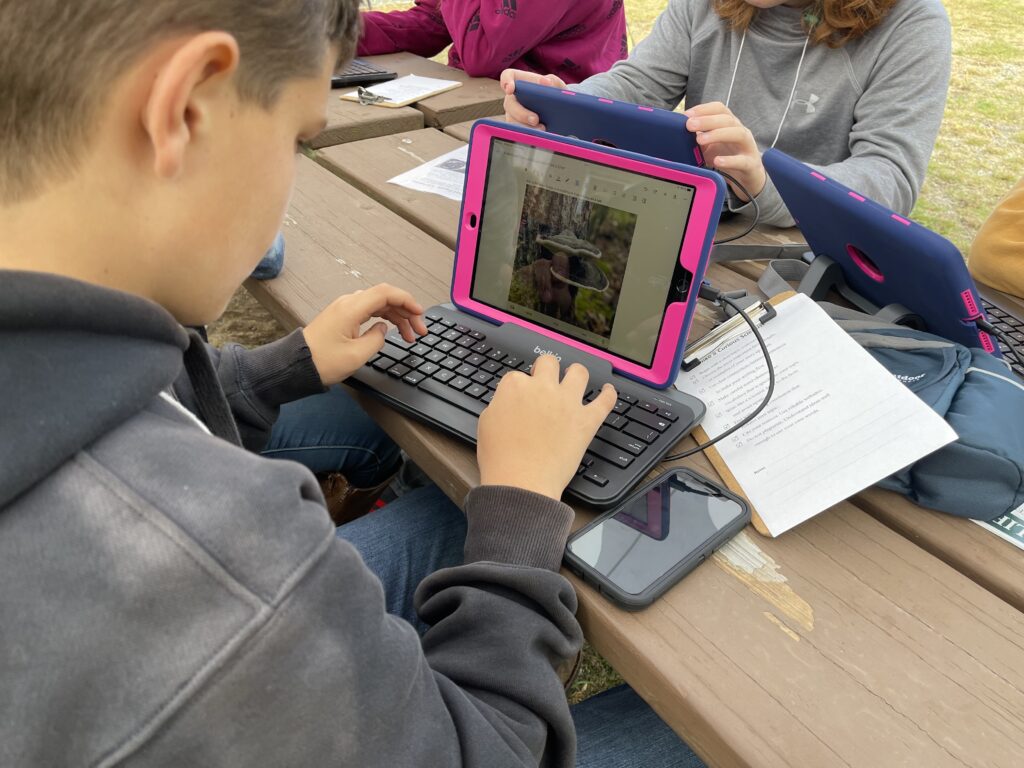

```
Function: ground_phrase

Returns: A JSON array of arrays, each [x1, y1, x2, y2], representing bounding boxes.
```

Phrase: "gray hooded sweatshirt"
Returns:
[[0, 270, 583, 766], [573, 0, 951, 226]]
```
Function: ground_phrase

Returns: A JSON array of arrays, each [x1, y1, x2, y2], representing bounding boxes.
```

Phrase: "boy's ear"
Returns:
[[142, 32, 241, 179]]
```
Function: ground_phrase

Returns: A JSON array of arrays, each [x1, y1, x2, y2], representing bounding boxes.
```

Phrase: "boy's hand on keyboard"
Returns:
[[477, 354, 617, 500], [304, 283, 428, 386]]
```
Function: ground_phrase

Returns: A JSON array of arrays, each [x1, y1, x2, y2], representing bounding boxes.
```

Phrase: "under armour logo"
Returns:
[[792, 93, 819, 114], [468, 11, 480, 30], [494, 0, 517, 17]]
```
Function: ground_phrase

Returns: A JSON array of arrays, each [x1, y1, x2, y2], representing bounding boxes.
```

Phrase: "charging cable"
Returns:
[[977, 317, 1024, 371], [664, 284, 775, 461], [711, 169, 760, 245]]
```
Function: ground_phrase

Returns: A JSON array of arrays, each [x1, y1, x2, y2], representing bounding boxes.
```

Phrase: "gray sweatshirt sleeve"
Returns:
[[128, 473, 584, 767], [571, 0, 691, 110]]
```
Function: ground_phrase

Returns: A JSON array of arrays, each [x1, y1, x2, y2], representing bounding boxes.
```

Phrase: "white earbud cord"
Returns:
[[724, 27, 812, 149]]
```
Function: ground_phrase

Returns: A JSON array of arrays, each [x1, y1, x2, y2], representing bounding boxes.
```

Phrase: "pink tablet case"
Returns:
[[452, 120, 726, 388]]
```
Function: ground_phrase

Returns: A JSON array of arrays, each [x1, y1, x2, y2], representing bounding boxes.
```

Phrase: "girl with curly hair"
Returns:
[[502, 0, 951, 227]]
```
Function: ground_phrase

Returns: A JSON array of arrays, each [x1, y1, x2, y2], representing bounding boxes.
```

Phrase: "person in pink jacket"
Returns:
[[358, 0, 627, 83]]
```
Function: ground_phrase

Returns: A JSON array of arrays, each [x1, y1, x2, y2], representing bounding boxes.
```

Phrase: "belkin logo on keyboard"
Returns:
[[533, 345, 562, 362]]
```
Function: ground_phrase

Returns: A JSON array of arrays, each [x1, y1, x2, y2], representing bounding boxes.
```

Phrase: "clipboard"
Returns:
[[340, 75, 463, 108], [684, 291, 796, 537]]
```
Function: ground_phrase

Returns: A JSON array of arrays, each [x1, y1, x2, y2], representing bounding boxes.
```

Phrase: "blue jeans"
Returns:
[[337, 485, 704, 768], [263, 386, 403, 487]]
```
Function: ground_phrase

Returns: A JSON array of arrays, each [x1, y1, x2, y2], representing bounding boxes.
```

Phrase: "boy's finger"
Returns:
[[532, 353, 560, 379], [586, 383, 618, 425], [561, 362, 590, 397], [352, 283, 424, 319]]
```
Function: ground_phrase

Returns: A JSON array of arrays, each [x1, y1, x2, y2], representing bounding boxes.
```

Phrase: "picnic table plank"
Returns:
[[362, 53, 505, 127], [317, 129, 465, 249], [444, 116, 506, 142], [317, 94, 423, 149], [244, 155, 453, 329]]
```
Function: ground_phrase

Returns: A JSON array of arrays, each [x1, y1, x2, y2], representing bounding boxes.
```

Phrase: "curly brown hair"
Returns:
[[713, 0, 899, 48]]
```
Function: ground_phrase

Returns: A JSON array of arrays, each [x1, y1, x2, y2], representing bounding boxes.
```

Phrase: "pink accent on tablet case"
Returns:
[[454, 121, 724, 387]]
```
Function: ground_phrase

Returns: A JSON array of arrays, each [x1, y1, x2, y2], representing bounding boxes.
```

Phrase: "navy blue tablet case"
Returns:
[[763, 148, 998, 355], [514, 81, 705, 168]]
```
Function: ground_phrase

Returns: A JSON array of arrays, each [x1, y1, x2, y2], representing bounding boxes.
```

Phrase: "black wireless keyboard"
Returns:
[[982, 298, 1024, 378], [349, 305, 705, 509], [331, 58, 398, 88]]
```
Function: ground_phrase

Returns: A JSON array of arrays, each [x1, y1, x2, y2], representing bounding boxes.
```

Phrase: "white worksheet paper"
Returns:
[[387, 145, 468, 202], [343, 74, 460, 104], [674, 294, 957, 536], [973, 501, 1024, 551]]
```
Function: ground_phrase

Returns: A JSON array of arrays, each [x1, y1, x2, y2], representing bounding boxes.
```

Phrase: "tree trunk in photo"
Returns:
[[517, 186, 594, 267]]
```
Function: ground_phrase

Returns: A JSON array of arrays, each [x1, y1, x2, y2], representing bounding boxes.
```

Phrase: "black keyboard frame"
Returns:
[[331, 59, 398, 88], [350, 305, 705, 510], [981, 298, 1024, 379]]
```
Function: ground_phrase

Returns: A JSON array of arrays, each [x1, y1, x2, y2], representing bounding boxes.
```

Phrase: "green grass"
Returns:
[[366, 0, 1024, 701]]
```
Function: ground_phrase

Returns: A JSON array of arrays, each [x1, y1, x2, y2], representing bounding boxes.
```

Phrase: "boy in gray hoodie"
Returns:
[[0, 1, 709, 765]]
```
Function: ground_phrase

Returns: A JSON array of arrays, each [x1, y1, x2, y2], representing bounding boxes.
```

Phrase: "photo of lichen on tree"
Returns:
[[508, 184, 636, 338]]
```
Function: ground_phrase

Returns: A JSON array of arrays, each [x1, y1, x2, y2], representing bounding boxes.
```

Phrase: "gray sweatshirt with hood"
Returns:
[[0, 270, 583, 767], [573, 0, 951, 226]]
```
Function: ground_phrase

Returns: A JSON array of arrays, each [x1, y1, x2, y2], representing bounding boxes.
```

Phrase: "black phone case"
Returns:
[[563, 468, 750, 610]]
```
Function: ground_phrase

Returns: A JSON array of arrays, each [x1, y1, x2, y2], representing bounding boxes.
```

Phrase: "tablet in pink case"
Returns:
[[451, 120, 725, 388]]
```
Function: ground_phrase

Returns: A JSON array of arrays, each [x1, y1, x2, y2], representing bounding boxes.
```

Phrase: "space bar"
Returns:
[[419, 379, 487, 416]]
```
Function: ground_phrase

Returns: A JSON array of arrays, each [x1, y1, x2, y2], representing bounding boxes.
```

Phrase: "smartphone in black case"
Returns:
[[564, 468, 749, 609]]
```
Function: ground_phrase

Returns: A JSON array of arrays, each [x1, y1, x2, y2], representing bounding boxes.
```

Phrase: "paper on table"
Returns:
[[974, 501, 1024, 551], [341, 75, 461, 107], [674, 294, 958, 536], [387, 146, 468, 202]]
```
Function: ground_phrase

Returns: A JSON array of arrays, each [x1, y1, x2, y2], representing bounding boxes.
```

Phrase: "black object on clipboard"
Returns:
[[331, 59, 398, 88]]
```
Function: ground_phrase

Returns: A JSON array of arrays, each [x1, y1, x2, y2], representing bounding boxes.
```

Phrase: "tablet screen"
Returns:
[[470, 138, 695, 367]]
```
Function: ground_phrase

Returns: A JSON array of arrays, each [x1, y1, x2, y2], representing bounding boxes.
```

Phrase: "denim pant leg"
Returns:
[[337, 484, 467, 633], [263, 385, 402, 488], [572, 684, 705, 768]]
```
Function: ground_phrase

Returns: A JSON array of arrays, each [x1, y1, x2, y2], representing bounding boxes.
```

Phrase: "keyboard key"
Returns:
[[404, 355, 425, 369], [581, 470, 609, 487], [425, 311, 442, 322], [487, 349, 507, 362], [418, 362, 440, 377], [628, 408, 670, 432], [623, 422, 659, 444], [386, 363, 411, 378], [455, 363, 476, 378], [442, 329, 462, 341], [612, 400, 630, 414], [426, 349, 446, 363], [465, 383, 488, 398], [471, 371, 492, 385], [454, 324, 470, 333], [466, 353, 486, 367], [435, 340, 456, 353], [456, 335, 476, 348], [420, 379, 487, 415], [504, 355, 524, 368], [637, 400, 659, 413], [440, 357, 460, 370], [596, 426, 645, 456], [481, 359, 503, 374], [433, 369, 455, 383], [586, 441, 635, 469], [481, 390, 495, 404], [420, 334, 442, 346], [438, 318, 456, 328], [581, 456, 594, 468], [604, 413, 628, 430], [402, 371, 425, 386], [471, 342, 491, 355], [380, 343, 409, 361], [448, 376, 471, 391], [370, 356, 392, 372], [656, 408, 678, 422], [619, 393, 638, 404], [451, 347, 471, 360], [410, 343, 431, 357], [386, 334, 415, 350], [469, 330, 486, 340]]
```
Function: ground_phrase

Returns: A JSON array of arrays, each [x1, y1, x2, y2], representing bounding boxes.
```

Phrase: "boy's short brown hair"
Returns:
[[0, 0, 360, 203]]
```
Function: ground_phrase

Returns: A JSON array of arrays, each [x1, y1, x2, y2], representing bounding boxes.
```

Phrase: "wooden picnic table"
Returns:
[[245, 153, 1024, 767], [314, 53, 505, 147]]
